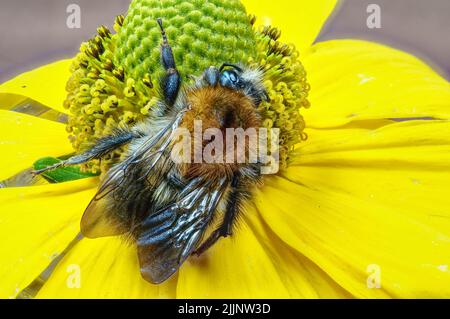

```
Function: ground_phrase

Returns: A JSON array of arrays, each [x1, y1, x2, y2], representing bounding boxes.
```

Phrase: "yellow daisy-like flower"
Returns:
[[1, 0, 450, 298]]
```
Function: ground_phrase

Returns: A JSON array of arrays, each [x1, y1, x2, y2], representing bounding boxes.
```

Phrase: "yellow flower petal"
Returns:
[[0, 179, 96, 298], [36, 237, 177, 299], [0, 110, 72, 181], [242, 0, 338, 52], [255, 121, 450, 298], [0, 60, 72, 114], [302, 40, 450, 128], [176, 211, 290, 298], [292, 121, 450, 234], [244, 205, 352, 298]]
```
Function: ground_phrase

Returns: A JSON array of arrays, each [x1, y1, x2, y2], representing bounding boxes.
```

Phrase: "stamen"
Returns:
[[250, 23, 310, 169]]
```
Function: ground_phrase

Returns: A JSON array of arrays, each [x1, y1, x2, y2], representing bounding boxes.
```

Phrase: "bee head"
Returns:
[[204, 63, 269, 106]]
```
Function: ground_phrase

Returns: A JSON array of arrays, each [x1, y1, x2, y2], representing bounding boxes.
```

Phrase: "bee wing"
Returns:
[[81, 190, 128, 238], [81, 163, 133, 238], [137, 178, 227, 284], [81, 114, 186, 239]]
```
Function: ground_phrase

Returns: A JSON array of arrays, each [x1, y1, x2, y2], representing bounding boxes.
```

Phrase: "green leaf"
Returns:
[[33, 157, 99, 183]]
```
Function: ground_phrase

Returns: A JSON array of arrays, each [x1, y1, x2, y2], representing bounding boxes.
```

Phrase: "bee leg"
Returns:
[[157, 18, 181, 107], [32, 130, 137, 175], [193, 175, 241, 256]]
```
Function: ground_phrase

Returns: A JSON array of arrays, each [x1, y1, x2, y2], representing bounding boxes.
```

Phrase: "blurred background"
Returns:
[[0, 0, 449, 83]]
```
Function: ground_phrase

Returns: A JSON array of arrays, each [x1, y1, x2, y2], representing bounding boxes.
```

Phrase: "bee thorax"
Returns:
[[173, 86, 262, 180]]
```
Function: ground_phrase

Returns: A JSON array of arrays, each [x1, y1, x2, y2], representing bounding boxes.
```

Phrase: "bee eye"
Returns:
[[228, 71, 238, 82], [220, 70, 240, 88]]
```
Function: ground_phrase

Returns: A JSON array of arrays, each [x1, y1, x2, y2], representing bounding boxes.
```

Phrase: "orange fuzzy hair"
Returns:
[[176, 86, 261, 180]]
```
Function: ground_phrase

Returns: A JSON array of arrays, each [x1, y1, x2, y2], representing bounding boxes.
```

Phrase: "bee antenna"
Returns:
[[219, 63, 243, 73], [156, 18, 169, 44]]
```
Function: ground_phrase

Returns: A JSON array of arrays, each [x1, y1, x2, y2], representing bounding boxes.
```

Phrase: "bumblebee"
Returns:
[[34, 19, 269, 284]]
